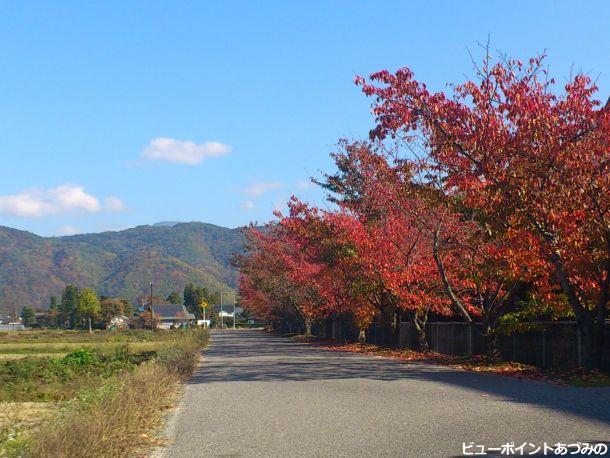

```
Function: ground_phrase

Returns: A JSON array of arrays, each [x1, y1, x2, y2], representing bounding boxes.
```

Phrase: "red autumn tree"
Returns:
[[279, 199, 384, 338], [358, 53, 610, 367], [315, 143, 442, 347], [237, 223, 327, 333], [239, 201, 383, 337], [319, 140, 529, 352]]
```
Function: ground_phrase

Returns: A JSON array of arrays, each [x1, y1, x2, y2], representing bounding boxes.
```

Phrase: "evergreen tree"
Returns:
[[49, 296, 58, 311], [166, 291, 182, 304], [60, 285, 80, 329], [183, 284, 195, 309], [44, 296, 60, 328], [20, 306, 37, 327], [183, 284, 209, 318]]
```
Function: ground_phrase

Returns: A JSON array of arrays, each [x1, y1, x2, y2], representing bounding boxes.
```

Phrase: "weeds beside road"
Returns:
[[0, 329, 209, 458]]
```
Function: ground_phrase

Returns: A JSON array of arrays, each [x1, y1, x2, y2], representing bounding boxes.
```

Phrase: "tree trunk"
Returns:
[[409, 309, 429, 352], [304, 318, 312, 337], [482, 316, 500, 359], [88, 316, 92, 334], [357, 326, 367, 344], [547, 251, 607, 369], [532, 222, 608, 369], [433, 232, 472, 322], [393, 310, 402, 348], [481, 281, 531, 359], [592, 308, 606, 369], [414, 324, 429, 352]]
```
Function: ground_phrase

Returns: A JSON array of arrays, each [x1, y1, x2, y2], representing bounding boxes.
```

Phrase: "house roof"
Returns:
[[151, 304, 195, 320], [110, 315, 130, 321]]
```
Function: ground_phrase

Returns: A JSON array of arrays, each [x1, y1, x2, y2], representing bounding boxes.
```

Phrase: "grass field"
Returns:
[[0, 341, 165, 358], [0, 328, 209, 457], [0, 329, 190, 361], [0, 329, 177, 343]]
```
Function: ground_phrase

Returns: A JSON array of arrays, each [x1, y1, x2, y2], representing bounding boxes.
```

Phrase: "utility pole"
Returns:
[[233, 291, 236, 329], [149, 281, 154, 332], [220, 291, 224, 329], [12, 308, 16, 333]]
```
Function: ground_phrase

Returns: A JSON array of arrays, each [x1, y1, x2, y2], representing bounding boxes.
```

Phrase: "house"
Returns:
[[107, 315, 130, 331], [151, 304, 196, 330], [212, 304, 243, 316]]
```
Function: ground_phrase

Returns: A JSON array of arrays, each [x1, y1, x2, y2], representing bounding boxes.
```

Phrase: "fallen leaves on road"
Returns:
[[305, 340, 610, 387]]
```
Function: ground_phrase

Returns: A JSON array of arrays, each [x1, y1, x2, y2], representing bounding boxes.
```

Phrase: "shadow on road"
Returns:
[[190, 330, 610, 428]]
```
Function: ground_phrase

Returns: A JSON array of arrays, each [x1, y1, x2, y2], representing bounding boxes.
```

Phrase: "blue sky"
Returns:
[[1, 1, 609, 236]]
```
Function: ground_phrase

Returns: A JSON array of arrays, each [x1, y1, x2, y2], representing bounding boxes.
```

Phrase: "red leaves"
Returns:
[[239, 52, 609, 360], [359, 53, 610, 321], [311, 339, 610, 386]]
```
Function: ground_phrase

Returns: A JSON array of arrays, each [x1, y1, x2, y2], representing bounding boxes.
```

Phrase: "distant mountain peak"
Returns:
[[152, 221, 183, 227]]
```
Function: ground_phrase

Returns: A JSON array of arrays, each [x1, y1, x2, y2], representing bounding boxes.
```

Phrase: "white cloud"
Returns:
[[243, 182, 282, 197], [141, 137, 231, 165], [57, 225, 81, 236], [49, 185, 101, 213], [104, 196, 127, 212], [0, 191, 54, 218], [0, 184, 101, 218], [241, 200, 255, 211]]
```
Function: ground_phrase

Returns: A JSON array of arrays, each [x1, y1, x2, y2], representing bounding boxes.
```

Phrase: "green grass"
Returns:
[[0, 341, 166, 355], [0, 346, 156, 402], [0, 329, 175, 343], [0, 329, 207, 402], [0, 330, 188, 362]]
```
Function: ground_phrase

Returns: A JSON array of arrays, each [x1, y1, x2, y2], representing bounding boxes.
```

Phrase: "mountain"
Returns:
[[152, 221, 182, 227], [0, 222, 247, 311]]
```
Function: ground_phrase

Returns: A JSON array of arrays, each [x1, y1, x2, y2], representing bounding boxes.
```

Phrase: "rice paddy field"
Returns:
[[0, 340, 165, 359]]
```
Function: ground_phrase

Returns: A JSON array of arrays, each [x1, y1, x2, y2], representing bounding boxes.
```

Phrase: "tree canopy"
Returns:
[[238, 52, 610, 368]]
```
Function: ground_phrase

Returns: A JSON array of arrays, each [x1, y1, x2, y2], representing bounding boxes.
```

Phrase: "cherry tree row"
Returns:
[[238, 53, 610, 369]]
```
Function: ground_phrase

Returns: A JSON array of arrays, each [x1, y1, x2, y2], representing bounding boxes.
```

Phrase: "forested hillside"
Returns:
[[0, 222, 245, 310]]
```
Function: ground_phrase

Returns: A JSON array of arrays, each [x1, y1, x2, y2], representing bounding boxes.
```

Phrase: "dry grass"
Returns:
[[15, 329, 209, 458], [0, 402, 57, 439], [0, 353, 67, 360], [27, 363, 178, 458]]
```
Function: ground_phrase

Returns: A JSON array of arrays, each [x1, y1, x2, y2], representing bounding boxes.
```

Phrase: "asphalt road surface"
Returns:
[[161, 330, 610, 457]]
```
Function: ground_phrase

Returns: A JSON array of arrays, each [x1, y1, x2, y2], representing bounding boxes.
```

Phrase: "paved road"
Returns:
[[162, 330, 610, 457]]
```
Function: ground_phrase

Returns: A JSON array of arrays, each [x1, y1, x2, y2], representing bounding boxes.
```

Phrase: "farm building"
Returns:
[[151, 304, 196, 329], [106, 314, 130, 331]]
